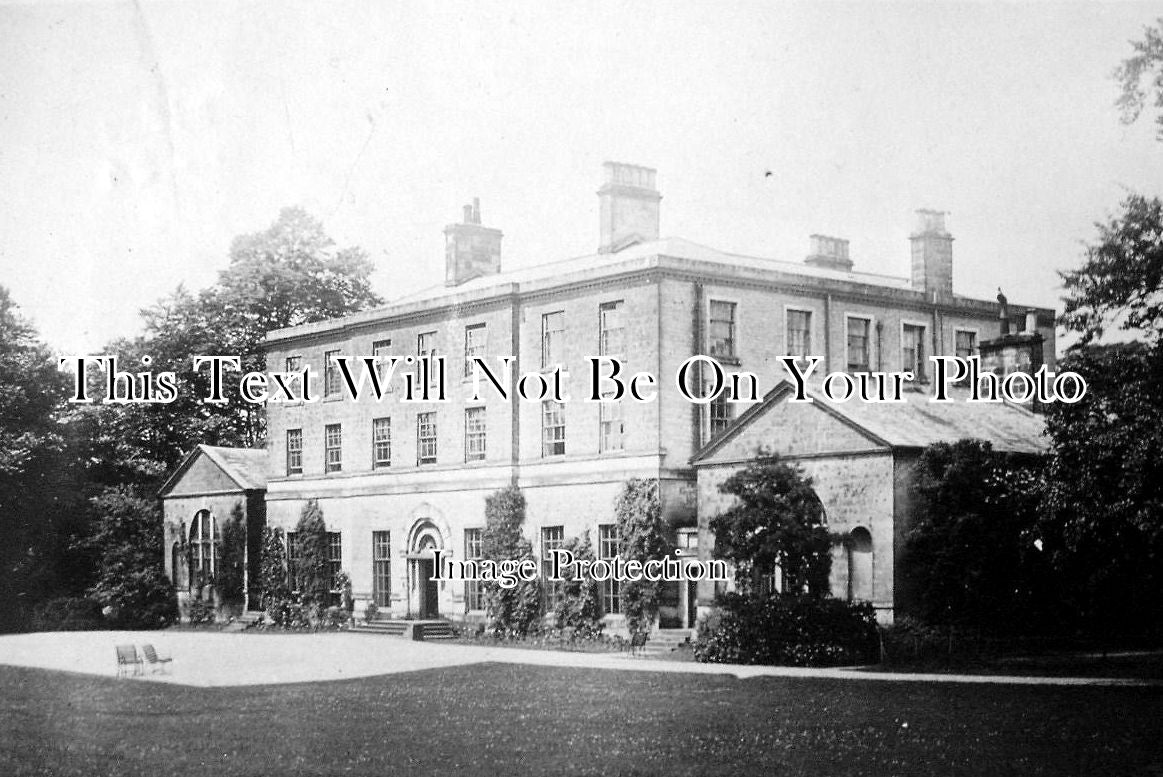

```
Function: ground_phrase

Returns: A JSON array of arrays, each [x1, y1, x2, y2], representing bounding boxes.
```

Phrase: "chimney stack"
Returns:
[[444, 199, 502, 287], [804, 234, 853, 272], [909, 209, 954, 298], [598, 162, 661, 254]]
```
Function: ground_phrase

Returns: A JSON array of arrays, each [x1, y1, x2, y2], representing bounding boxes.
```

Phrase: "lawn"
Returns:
[[0, 663, 1160, 777]]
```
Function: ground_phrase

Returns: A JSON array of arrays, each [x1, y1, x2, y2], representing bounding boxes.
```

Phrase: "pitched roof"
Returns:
[[158, 444, 268, 497], [693, 380, 1049, 464]]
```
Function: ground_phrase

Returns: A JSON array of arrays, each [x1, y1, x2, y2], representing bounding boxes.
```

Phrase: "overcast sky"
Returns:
[[2, 1, 1161, 355]]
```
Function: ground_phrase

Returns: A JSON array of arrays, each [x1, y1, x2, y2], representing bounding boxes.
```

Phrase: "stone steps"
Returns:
[[349, 619, 455, 641], [634, 628, 693, 656]]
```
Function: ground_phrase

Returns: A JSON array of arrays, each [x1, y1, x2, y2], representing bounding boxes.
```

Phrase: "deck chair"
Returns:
[[141, 644, 172, 674], [115, 645, 142, 677]]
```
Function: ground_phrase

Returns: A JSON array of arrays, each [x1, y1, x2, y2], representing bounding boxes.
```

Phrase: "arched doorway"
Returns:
[[407, 520, 444, 619]]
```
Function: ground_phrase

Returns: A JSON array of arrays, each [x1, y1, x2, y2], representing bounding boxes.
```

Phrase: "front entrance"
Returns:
[[406, 522, 444, 619], [417, 557, 439, 618]]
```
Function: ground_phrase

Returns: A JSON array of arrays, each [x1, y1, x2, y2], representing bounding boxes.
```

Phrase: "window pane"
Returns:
[[464, 325, 487, 378], [325, 424, 342, 472], [599, 301, 625, 357], [417, 412, 437, 465], [464, 407, 487, 462], [541, 400, 566, 457], [327, 532, 342, 591], [418, 332, 438, 389], [324, 350, 342, 397], [709, 393, 733, 438], [372, 531, 391, 607], [464, 528, 485, 611], [541, 526, 565, 611], [542, 311, 564, 367], [709, 301, 736, 358], [372, 417, 391, 468], [285, 355, 302, 373], [902, 324, 926, 379], [599, 396, 624, 452], [787, 310, 812, 356], [955, 330, 976, 360], [846, 318, 870, 371], [372, 339, 392, 383], [598, 524, 620, 614], [286, 429, 303, 475]]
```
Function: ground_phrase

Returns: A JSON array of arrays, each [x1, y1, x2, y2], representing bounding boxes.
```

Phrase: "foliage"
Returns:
[[29, 597, 104, 631], [292, 499, 331, 607], [482, 486, 542, 637], [709, 458, 834, 598], [334, 570, 353, 611], [693, 592, 879, 667], [1115, 18, 1163, 140], [613, 479, 668, 638], [1059, 194, 1163, 345], [902, 440, 1056, 635], [363, 600, 379, 623], [1040, 343, 1163, 636], [0, 286, 81, 632], [72, 207, 381, 490], [185, 598, 216, 625], [86, 486, 177, 629], [551, 532, 603, 636], [259, 526, 291, 607], [216, 504, 247, 605], [322, 605, 351, 629]]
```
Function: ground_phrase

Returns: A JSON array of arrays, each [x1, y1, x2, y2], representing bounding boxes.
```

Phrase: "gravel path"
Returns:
[[0, 630, 1153, 688]]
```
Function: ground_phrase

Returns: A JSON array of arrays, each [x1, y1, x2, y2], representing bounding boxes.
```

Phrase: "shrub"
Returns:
[[322, 605, 350, 629], [186, 598, 216, 625], [693, 593, 880, 667], [364, 600, 379, 623], [614, 479, 668, 639], [482, 486, 542, 637], [30, 597, 104, 631]]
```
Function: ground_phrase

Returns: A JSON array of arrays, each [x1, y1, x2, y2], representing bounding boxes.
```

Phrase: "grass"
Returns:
[[1, 664, 1161, 776]]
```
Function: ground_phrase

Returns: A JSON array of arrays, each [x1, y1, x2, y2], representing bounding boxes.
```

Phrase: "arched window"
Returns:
[[189, 510, 219, 587], [848, 527, 873, 602]]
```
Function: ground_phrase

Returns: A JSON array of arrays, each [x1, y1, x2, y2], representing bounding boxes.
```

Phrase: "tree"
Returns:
[[259, 526, 291, 607], [903, 440, 1053, 634], [613, 479, 668, 637], [709, 458, 834, 598], [0, 286, 84, 631], [1040, 343, 1163, 636], [75, 207, 382, 491], [551, 532, 602, 635], [216, 504, 247, 605], [481, 486, 542, 637], [86, 486, 176, 628], [1059, 194, 1163, 345], [292, 499, 331, 607], [1115, 18, 1163, 140]]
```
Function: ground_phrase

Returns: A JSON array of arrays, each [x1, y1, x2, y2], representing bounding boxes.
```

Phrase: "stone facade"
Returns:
[[258, 162, 1054, 631], [159, 446, 268, 618]]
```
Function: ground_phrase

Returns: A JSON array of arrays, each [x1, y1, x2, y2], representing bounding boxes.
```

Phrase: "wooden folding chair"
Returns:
[[115, 645, 142, 677], [141, 644, 173, 674]]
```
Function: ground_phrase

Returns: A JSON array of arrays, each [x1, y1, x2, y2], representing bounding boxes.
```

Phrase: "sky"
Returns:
[[2, 1, 1161, 356]]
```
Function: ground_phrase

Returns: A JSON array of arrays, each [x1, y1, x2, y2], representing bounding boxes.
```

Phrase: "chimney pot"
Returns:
[[909, 209, 954, 297], [597, 161, 661, 253], [804, 234, 853, 271], [445, 198, 502, 286]]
